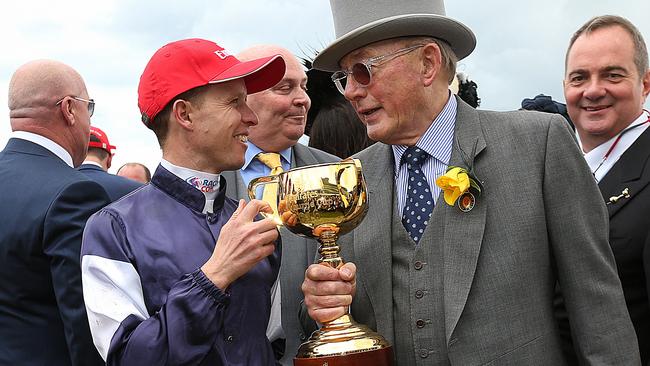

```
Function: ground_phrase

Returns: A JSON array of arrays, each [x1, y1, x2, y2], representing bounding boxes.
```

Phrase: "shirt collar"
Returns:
[[392, 93, 457, 173], [151, 163, 227, 214], [243, 142, 292, 170], [11, 131, 74, 167], [81, 160, 104, 169]]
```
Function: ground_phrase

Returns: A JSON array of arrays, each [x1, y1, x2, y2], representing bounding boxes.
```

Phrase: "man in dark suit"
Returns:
[[300, 1, 640, 364], [221, 45, 338, 365], [559, 15, 650, 364], [0, 59, 109, 365], [78, 126, 142, 201]]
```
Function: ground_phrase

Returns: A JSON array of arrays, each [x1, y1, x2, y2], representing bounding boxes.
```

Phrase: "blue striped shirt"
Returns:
[[393, 94, 456, 214]]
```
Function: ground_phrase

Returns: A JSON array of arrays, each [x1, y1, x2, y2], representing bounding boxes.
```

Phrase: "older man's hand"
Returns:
[[302, 262, 356, 323]]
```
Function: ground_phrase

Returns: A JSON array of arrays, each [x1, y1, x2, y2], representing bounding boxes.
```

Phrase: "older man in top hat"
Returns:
[[81, 38, 286, 365], [300, 0, 640, 365]]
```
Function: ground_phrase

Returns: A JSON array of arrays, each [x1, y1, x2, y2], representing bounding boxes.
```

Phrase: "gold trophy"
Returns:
[[248, 159, 393, 366]]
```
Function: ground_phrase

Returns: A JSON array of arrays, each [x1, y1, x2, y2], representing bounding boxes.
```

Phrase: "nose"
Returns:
[[293, 87, 310, 109], [582, 78, 607, 101], [343, 76, 367, 102], [241, 103, 258, 126]]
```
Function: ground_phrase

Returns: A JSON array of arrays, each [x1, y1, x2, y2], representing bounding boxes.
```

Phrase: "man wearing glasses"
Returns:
[[0, 60, 109, 365], [301, 0, 640, 364]]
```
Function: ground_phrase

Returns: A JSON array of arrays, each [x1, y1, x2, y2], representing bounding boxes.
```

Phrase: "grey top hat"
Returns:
[[313, 0, 476, 71]]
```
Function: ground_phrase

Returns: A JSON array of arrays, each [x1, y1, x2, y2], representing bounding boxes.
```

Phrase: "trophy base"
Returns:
[[293, 347, 393, 366], [294, 314, 393, 366]]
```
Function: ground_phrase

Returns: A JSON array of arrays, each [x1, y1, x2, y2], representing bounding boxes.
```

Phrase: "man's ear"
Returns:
[[641, 68, 650, 99], [421, 42, 443, 87], [171, 99, 194, 131], [58, 97, 76, 126]]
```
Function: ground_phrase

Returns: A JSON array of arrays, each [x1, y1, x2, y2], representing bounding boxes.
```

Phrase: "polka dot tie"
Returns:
[[401, 147, 433, 244]]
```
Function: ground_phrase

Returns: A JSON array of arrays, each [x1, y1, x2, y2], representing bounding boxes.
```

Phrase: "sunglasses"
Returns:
[[331, 44, 425, 94], [56, 96, 95, 117]]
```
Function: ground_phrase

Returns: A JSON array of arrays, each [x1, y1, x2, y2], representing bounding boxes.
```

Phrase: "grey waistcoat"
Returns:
[[391, 198, 450, 366]]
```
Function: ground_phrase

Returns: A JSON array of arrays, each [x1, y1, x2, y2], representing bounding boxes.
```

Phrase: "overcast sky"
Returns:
[[1, 0, 649, 173]]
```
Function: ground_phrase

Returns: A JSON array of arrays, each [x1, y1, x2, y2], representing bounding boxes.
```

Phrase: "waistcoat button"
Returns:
[[415, 289, 424, 299], [414, 261, 423, 270], [416, 319, 426, 328]]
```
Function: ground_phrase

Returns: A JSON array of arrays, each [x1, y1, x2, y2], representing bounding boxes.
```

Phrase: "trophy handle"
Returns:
[[247, 175, 279, 201], [247, 175, 282, 225]]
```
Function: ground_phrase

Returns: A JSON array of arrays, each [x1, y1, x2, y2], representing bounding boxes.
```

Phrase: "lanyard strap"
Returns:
[[592, 110, 650, 176]]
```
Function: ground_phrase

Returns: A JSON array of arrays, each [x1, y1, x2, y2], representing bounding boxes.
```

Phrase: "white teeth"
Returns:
[[236, 135, 248, 142]]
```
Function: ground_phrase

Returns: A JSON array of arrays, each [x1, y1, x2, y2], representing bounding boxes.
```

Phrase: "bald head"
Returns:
[[7, 60, 92, 167], [238, 45, 302, 72], [9, 59, 86, 117], [237, 45, 310, 152]]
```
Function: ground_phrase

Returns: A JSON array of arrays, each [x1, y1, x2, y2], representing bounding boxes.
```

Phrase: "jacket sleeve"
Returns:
[[81, 209, 230, 365], [543, 115, 641, 364], [44, 180, 110, 366]]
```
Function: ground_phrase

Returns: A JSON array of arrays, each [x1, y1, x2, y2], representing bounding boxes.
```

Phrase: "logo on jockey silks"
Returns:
[[186, 176, 219, 193]]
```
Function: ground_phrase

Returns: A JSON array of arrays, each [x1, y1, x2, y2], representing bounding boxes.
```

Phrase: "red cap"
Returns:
[[88, 126, 116, 155], [137, 38, 286, 127]]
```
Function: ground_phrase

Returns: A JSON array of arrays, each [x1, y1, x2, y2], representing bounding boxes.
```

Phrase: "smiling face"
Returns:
[[564, 25, 650, 152], [243, 47, 310, 152], [188, 80, 258, 173]]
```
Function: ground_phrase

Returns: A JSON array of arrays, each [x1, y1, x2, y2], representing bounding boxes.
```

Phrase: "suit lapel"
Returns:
[[292, 143, 320, 167], [441, 100, 488, 342], [221, 170, 248, 201], [353, 143, 395, 341], [598, 126, 650, 218]]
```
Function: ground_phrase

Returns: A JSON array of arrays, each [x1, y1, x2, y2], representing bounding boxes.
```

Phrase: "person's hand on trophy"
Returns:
[[302, 262, 357, 323], [201, 199, 278, 291]]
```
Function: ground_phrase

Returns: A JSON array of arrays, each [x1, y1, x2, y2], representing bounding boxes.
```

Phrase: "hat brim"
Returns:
[[313, 14, 476, 71], [88, 141, 116, 152], [209, 55, 286, 94]]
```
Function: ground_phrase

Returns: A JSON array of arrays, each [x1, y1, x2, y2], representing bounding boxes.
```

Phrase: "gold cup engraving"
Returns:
[[248, 159, 393, 365]]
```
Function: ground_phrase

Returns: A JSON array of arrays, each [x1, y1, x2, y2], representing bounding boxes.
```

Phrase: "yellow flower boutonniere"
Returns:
[[436, 137, 485, 212], [435, 166, 482, 212]]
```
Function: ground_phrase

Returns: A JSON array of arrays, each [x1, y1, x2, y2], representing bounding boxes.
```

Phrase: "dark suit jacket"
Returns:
[[78, 163, 142, 202], [0, 138, 110, 366], [221, 143, 338, 365], [326, 99, 639, 365], [559, 127, 650, 365]]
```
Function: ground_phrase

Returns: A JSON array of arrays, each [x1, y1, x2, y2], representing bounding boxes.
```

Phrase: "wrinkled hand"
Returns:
[[201, 199, 278, 290], [302, 262, 356, 323]]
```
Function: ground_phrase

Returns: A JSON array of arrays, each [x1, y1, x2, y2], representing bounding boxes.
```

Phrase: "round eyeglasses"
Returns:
[[56, 96, 95, 117], [331, 44, 425, 94]]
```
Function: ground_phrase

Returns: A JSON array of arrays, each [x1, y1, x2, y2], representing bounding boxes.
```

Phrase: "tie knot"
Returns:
[[257, 153, 283, 173], [402, 147, 429, 168]]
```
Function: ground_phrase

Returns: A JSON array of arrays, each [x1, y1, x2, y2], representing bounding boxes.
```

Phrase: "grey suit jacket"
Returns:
[[335, 99, 640, 365], [222, 143, 338, 365]]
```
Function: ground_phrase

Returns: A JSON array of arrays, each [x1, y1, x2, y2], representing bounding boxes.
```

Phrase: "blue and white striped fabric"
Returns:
[[393, 94, 456, 215]]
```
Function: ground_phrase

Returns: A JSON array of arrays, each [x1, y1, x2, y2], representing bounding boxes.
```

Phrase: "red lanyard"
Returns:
[[592, 110, 650, 176]]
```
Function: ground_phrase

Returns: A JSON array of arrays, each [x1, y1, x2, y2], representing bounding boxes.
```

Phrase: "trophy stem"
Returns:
[[317, 229, 343, 269], [294, 229, 394, 365]]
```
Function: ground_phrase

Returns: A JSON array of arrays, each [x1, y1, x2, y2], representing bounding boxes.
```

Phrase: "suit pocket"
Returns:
[[481, 333, 565, 366]]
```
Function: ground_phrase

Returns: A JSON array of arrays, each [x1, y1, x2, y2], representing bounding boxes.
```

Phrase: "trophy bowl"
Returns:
[[249, 159, 393, 366]]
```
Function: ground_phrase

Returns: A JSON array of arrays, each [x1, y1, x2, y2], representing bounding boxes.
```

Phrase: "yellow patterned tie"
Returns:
[[256, 153, 284, 216]]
